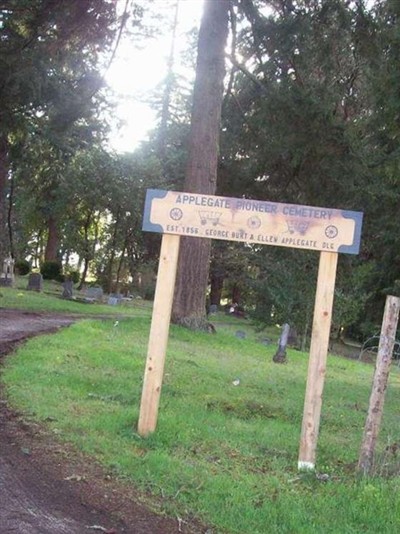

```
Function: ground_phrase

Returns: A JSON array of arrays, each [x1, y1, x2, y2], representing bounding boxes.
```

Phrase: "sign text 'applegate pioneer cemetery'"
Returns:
[[143, 189, 363, 254]]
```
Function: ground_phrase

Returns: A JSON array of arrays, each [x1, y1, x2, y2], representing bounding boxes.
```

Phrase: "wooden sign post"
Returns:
[[139, 189, 363, 469], [138, 234, 181, 436], [298, 251, 338, 469]]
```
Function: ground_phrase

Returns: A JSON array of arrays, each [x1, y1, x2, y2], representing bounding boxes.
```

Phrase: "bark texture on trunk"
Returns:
[[44, 215, 60, 262], [107, 212, 120, 293], [0, 135, 9, 261], [210, 271, 224, 307], [171, 0, 230, 329]]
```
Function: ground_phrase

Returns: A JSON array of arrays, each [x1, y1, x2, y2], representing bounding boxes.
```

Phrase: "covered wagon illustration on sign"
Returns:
[[286, 219, 310, 235], [198, 211, 221, 226]]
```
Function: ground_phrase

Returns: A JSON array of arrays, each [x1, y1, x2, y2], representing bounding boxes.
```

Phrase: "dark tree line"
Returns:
[[212, 0, 400, 339], [1, 0, 400, 340]]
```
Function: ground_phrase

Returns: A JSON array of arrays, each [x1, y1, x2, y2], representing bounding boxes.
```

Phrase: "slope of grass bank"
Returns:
[[2, 312, 400, 533]]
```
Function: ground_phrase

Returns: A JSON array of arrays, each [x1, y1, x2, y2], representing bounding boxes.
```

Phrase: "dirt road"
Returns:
[[0, 308, 202, 534]]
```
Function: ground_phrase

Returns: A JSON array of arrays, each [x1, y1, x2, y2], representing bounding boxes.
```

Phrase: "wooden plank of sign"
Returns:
[[137, 234, 181, 437], [298, 251, 338, 470], [143, 189, 363, 255]]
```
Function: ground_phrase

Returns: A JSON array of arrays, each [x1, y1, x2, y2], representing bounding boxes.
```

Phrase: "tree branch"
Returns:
[[226, 53, 267, 94]]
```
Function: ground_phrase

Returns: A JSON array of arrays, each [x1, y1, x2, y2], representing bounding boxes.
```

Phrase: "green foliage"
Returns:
[[0, 0, 143, 268], [216, 0, 400, 338], [210, 241, 257, 307], [66, 270, 80, 284], [40, 260, 61, 281], [332, 260, 374, 340], [221, 0, 369, 207], [2, 316, 400, 533], [250, 248, 317, 344], [14, 259, 30, 276], [142, 283, 156, 301], [2, 0, 400, 341]]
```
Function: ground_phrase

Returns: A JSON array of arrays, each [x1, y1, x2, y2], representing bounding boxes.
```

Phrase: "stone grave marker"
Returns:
[[27, 273, 43, 292], [209, 304, 218, 315], [107, 293, 123, 306], [0, 257, 15, 287], [235, 330, 246, 339], [62, 280, 74, 299], [84, 286, 103, 303]]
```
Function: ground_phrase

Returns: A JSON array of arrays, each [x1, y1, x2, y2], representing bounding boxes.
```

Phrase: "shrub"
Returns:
[[142, 283, 156, 300], [68, 270, 80, 284], [14, 259, 31, 276], [61, 270, 80, 284], [40, 260, 62, 280]]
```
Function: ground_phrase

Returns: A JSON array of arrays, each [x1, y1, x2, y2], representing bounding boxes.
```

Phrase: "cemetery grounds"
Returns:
[[1, 281, 400, 533]]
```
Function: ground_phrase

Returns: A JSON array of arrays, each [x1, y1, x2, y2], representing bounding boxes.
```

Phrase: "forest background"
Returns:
[[1, 0, 399, 344]]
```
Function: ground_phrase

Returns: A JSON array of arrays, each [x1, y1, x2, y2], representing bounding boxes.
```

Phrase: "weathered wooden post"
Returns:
[[137, 234, 180, 436], [358, 295, 400, 475], [298, 251, 338, 470]]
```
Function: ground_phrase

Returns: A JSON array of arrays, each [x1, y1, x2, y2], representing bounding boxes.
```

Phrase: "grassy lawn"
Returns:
[[0, 277, 152, 317], [1, 292, 400, 533]]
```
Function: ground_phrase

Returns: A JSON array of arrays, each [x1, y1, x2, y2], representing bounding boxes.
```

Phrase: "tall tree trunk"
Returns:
[[107, 212, 120, 293], [7, 171, 15, 258], [33, 230, 43, 268], [44, 215, 60, 262], [77, 210, 93, 290], [64, 249, 71, 268], [171, 0, 230, 330], [157, 0, 179, 177], [210, 270, 224, 306], [115, 239, 127, 293], [0, 134, 9, 261], [79, 257, 90, 290], [231, 283, 241, 305]]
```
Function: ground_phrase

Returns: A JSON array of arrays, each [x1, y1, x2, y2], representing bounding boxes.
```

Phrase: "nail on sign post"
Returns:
[[138, 189, 363, 470]]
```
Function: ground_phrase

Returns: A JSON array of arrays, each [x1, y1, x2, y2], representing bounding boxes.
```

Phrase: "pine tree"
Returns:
[[171, 0, 230, 329]]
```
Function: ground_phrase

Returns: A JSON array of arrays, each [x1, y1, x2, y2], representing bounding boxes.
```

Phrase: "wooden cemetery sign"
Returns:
[[138, 189, 363, 470], [142, 189, 362, 254]]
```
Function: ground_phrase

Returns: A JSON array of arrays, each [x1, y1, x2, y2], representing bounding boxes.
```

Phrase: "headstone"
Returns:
[[62, 280, 74, 299], [209, 304, 218, 315], [27, 273, 43, 292], [273, 323, 290, 363], [0, 257, 15, 287], [84, 286, 103, 302], [108, 293, 123, 306], [235, 330, 246, 339]]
